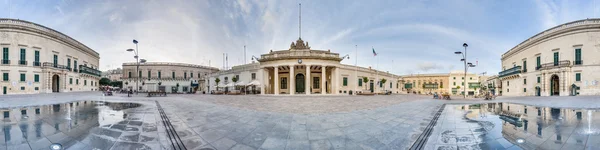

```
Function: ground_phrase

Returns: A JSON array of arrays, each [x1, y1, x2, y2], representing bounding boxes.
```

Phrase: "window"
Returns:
[[34, 74, 39, 82], [461, 77, 464, 80], [20, 73, 25, 82], [158, 71, 162, 79], [184, 72, 187, 79], [236, 75, 239, 81], [128, 72, 132, 78], [35, 87, 39, 91], [523, 88, 526, 92], [576, 73, 581, 81], [390, 82, 392, 88], [536, 56, 541, 69], [537, 77, 540, 83], [148, 71, 151, 78], [138, 71, 142, 78], [19, 48, 25, 65], [172, 72, 175, 79], [462, 82, 464, 86], [507, 81, 510, 86], [20, 87, 25, 90], [69, 78, 73, 84], [553, 52, 559, 66], [453, 82, 456, 86], [469, 77, 472, 80], [523, 79, 526, 85], [507, 89, 510, 92], [35, 108, 40, 114], [67, 58, 71, 69], [251, 73, 256, 80], [74, 60, 77, 70], [522, 60, 527, 72], [280, 77, 287, 89], [34, 50, 39, 62], [76, 79, 79, 85], [453, 77, 456, 80], [53, 55, 58, 66], [343, 77, 348, 86], [190, 73, 193, 78], [84, 80, 87, 86], [2, 73, 8, 81], [313, 77, 320, 89], [2, 48, 8, 64], [358, 78, 362, 86], [575, 48, 582, 65]]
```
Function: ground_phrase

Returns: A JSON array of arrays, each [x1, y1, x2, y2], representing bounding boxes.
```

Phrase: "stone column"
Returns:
[[261, 68, 267, 95], [321, 66, 326, 94], [332, 67, 337, 94], [306, 65, 311, 95], [274, 66, 279, 95], [290, 65, 295, 95]]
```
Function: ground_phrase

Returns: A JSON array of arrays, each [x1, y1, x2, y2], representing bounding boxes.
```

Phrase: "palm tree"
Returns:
[[362, 77, 369, 91]]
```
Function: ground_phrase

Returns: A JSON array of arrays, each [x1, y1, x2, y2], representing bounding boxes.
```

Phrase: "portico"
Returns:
[[261, 63, 338, 95]]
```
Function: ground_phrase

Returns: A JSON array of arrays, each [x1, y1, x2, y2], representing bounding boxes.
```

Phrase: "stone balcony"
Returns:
[[536, 60, 570, 71], [498, 66, 522, 78]]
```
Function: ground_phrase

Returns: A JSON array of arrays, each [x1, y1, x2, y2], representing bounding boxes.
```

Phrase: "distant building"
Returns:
[[120, 62, 219, 93], [400, 73, 449, 95], [448, 71, 480, 96], [0, 19, 101, 95], [102, 68, 122, 81], [500, 18, 600, 96]]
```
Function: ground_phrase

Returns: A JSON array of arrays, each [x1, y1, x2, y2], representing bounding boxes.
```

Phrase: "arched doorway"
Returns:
[[295, 73, 305, 93], [52, 75, 60, 93], [550, 75, 559, 96]]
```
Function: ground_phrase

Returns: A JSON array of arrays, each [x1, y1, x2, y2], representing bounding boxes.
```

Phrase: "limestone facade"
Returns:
[[121, 62, 219, 93], [500, 18, 600, 96], [0, 19, 101, 95]]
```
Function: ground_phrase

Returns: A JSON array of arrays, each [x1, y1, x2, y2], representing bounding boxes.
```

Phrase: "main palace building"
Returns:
[[0, 19, 101, 95]]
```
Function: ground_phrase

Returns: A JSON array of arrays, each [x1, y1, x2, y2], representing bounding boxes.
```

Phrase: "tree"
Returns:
[[125, 81, 129, 86], [99, 78, 111, 86], [232, 76, 238, 83], [215, 78, 221, 89], [362, 77, 369, 90], [380, 78, 387, 90], [110, 81, 123, 88]]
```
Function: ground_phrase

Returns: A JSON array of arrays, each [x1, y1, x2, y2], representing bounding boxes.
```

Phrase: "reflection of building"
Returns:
[[483, 75, 501, 95], [0, 19, 101, 95], [102, 68, 122, 81], [208, 38, 401, 95], [401, 73, 448, 94], [121, 62, 219, 93], [500, 18, 600, 96], [448, 71, 480, 96]]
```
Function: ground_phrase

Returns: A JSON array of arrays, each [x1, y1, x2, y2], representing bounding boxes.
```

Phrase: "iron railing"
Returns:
[[538, 60, 570, 70], [42, 62, 69, 70], [574, 60, 583, 65], [33, 61, 41, 66], [18, 60, 27, 65], [499, 66, 522, 78], [79, 65, 101, 77], [1, 59, 9, 64]]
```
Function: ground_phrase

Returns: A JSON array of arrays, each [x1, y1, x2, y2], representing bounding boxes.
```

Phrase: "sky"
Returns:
[[1, 0, 599, 75]]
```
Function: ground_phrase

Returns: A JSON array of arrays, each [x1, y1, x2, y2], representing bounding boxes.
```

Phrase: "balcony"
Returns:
[[79, 65, 101, 77], [66, 67, 72, 71], [498, 66, 522, 78], [538, 60, 570, 70], [468, 82, 481, 89], [42, 62, 68, 70], [574, 60, 583, 65], [33, 61, 41, 66], [1, 59, 9, 64], [73, 68, 78, 72], [18, 60, 27, 65], [423, 83, 439, 89]]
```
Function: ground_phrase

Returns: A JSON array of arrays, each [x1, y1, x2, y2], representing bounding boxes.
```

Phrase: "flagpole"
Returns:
[[374, 46, 379, 94], [355, 45, 358, 95]]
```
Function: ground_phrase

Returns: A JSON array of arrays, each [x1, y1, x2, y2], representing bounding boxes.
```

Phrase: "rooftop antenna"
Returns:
[[299, 3, 302, 39]]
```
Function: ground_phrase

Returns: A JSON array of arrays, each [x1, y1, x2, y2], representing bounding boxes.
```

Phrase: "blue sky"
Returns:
[[1, 0, 599, 75]]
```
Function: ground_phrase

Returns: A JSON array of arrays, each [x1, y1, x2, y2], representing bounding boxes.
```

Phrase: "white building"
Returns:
[[208, 38, 401, 95], [500, 18, 600, 96], [0, 19, 101, 95], [121, 62, 219, 93], [448, 71, 480, 96]]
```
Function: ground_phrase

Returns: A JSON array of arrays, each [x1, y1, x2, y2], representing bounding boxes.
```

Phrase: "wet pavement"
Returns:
[[425, 103, 600, 150], [0, 100, 164, 150]]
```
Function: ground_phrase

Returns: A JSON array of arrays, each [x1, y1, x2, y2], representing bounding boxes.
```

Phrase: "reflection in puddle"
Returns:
[[426, 103, 600, 150], [0, 101, 154, 149]]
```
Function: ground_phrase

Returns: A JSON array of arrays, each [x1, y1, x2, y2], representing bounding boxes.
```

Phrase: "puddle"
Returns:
[[0, 101, 158, 149], [426, 103, 600, 150]]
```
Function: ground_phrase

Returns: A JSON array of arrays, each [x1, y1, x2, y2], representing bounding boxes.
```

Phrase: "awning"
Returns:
[[247, 80, 261, 86], [235, 81, 246, 86], [225, 82, 234, 87]]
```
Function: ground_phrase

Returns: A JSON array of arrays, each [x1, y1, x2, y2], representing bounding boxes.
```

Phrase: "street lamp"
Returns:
[[455, 43, 475, 98], [126, 39, 145, 94]]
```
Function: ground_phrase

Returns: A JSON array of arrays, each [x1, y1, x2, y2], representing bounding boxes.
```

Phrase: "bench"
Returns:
[[147, 92, 167, 97]]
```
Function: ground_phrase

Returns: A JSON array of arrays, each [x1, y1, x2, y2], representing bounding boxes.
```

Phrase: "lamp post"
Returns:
[[455, 43, 476, 98], [127, 39, 144, 94]]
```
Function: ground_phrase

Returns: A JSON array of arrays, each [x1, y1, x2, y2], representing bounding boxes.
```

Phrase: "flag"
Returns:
[[372, 48, 377, 56]]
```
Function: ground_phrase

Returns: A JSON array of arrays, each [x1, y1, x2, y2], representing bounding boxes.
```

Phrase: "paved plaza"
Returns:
[[1, 92, 600, 150]]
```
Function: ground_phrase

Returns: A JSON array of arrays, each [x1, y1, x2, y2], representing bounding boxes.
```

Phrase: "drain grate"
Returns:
[[409, 104, 446, 150], [156, 101, 187, 150]]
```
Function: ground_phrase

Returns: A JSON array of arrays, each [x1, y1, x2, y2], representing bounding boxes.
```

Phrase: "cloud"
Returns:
[[55, 5, 64, 15], [416, 62, 444, 72], [534, 0, 558, 29]]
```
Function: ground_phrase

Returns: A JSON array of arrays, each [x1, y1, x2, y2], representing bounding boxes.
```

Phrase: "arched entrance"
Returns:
[[52, 75, 60, 93], [550, 75, 559, 96], [295, 74, 305, 93]]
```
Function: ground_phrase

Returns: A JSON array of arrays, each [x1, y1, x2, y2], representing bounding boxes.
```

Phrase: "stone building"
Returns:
[[102, 68, 122, 82], [121, 62, 219, 93], [401, 73, 449, 95], [0, 19, 101, 95], [500, 18, 600, 96], [208, 38, 401, 95], [448, 71, 480, 96]]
